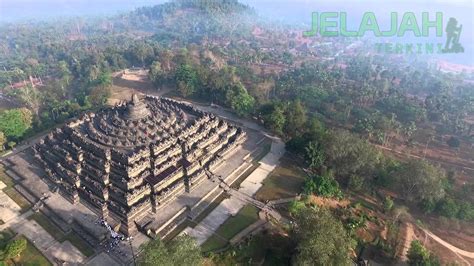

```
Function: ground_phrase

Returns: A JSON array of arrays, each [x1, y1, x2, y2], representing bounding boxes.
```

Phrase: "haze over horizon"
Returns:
[[1, 0, 472, 65]]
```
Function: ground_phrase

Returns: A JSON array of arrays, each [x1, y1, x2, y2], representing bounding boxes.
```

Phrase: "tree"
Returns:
[[303, 171, 342, 199], [149, 61, 165, 85], [175, 64, 198, 97], [3, 238, 27, 259], [407, 240, 440, 266], [226, 83, 255, 117], [88, 72, 112, 107], [261, 103, 286, 135], [403, 121, 417, 142], [436, 197, 460, 218], [285, 100, 307, 136], [325, 130, 381, 182], [383, 196, 394, 213], [15, 85, 41, 117], [394, 160, 446, 204], [348, 174, 365, 191], [293, 207, 354, 265], [304, 141, 325, 171], [458, 201, 474, 221], [138, 235, 202, 266], [0, 108, 33, 139], [58, 60, 72, 88], [307, 117, 326, 141]]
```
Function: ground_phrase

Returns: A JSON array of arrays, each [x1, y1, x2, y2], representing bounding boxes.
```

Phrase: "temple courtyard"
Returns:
[[0, 95, 284, 265]]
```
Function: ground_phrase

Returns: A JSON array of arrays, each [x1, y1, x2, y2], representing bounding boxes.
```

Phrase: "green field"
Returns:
[[201, 204, 260, 252], [255, 156, 307, 201]]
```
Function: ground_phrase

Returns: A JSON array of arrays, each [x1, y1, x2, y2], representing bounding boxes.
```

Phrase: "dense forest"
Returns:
[[0, 0, 473, 265]]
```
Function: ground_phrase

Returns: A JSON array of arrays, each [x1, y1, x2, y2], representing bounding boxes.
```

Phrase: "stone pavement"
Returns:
[[0, 162, 87, 265], [85, 252, 118, 266], [8, 214, 86, 265], [0, 181, 21, 223], [182, 137, 285, 244]]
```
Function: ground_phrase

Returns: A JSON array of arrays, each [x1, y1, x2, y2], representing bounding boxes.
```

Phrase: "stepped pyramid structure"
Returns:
[[34, 95, 246, 236]]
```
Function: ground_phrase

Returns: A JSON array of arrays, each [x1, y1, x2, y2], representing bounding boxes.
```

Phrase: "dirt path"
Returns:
[[422, 229, 474, 259], [376, 145, 474, 172]]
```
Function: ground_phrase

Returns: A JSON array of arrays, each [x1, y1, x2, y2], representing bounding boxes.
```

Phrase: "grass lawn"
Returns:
[[28, 213, 65, 241], [201, 204, 260, 252], [11, 236, 52, 266], [61, 233, 95, 257], [255, 156, 307, 201]]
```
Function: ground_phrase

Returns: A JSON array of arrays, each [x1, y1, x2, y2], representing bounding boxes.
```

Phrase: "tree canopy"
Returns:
[[138, 235, 203, 266], [0, 108, 33, 139], [407, 240, 440, 266], [2, 238, 27, 260], [394, 160, 446, 204], [292, 207, 354, 266], [225, 83, 255, 117]]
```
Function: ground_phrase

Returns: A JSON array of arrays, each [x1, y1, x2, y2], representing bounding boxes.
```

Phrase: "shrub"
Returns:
[[348, 175, 364, 191], [303, 171, 342, 199], [383, 196, 394, 213], [3, 238, 27, 259], [436, 197, 460, 218], [407, 240, 440, 266], [420, 199, 437, 214]]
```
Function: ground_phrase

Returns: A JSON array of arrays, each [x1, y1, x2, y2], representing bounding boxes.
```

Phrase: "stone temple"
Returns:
[[33, 95, 246, 236]]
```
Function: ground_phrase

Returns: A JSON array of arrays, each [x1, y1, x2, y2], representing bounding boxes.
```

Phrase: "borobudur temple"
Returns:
[[33, 95, 246, 236]]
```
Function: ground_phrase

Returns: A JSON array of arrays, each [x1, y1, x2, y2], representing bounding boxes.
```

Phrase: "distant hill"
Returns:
[[0, 0, 263, 86], [112, 0, 258, 44]]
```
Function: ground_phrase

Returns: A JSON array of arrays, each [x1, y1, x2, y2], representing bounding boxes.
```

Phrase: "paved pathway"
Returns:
[[0, 179, 86, 265]]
